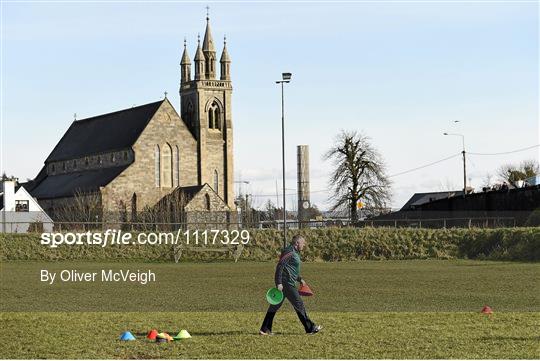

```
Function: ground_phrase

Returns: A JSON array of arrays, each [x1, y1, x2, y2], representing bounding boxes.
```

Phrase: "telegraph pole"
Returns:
[[444, 132, 467, 195]]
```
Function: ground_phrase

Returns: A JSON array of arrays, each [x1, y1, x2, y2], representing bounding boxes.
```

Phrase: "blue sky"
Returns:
[[1, 1, 538, 210]]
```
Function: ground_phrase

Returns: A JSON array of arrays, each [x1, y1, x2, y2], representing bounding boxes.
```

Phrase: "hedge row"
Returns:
[[0, 227, 538, 262]]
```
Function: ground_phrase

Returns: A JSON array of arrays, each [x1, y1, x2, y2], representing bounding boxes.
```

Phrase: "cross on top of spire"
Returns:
[[206, 5, 210, 21]]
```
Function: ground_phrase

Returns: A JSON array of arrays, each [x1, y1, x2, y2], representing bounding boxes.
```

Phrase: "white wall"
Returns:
[[1, 180, 53, 233]]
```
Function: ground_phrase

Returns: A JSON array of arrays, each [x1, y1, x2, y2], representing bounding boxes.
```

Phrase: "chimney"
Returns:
[[1, 177, 17, 211]]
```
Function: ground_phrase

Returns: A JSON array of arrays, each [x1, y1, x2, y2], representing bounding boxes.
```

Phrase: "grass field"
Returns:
[[1, 260, 539, 358]]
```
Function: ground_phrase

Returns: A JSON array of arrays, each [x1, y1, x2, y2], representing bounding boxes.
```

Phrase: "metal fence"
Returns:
[[0, 216, 519, 233]]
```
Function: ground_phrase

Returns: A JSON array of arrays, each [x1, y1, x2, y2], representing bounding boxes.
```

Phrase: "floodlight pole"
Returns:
[[276, 73, 291, 249]]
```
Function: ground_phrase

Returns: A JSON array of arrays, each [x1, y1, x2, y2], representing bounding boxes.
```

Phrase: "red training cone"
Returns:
[[147, 329, 158, 340], [298, 283, 314, 296], [481, 305, 493, 315]]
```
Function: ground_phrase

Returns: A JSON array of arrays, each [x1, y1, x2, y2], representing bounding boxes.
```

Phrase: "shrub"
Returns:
[[0, 227, 538, 262]]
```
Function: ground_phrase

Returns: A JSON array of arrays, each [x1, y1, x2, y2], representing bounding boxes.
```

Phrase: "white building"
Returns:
[[1, 177, 53, 233]]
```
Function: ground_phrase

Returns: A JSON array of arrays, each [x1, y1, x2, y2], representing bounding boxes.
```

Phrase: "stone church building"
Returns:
[[26, 16, 235, 222]]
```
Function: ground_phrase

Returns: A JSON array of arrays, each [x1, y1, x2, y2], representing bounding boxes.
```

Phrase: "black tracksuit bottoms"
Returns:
[[260, 282, 315, 333]]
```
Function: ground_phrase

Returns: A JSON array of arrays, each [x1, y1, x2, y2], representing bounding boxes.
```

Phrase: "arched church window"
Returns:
[[213, 170, 219, 195], [186, 101, 194, 126], [208, 101, 221, 130], [154, 145, 160, 187], [174, 145, 180, 186], [208, 108, 214, 128], [205, 194, 211, 211], [214, 107, 221, 130], [162, 144, 172, 188]]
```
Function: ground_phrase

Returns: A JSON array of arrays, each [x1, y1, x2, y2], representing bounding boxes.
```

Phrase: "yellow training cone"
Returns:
[[175, 329, 192, 339]]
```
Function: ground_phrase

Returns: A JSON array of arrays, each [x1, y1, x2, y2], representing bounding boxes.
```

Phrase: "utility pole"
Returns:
[[444, 132, 467, 195], [462, 148, 467, 196]]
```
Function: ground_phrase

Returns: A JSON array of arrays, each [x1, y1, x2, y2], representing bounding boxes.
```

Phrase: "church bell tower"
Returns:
[[179, 11, 234, 208]]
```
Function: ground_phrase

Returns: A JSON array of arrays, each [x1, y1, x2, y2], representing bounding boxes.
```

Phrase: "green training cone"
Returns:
[[174, 329, 192, 340], [266, 287, 284, 305]]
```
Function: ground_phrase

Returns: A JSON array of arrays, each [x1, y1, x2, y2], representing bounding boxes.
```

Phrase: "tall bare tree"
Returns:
[[55, 190, 102, 229], [324, 130, 391, 222]]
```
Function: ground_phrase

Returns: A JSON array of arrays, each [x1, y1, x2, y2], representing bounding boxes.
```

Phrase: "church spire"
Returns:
[[181, 38, 191, 83], [220, 35, 231, 81], [194, 34, 206, 80], [202, 8, 216, 79], [202, 6, 216, 53]]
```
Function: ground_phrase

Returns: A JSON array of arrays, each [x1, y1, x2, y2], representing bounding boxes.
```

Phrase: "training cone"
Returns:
[[266, 287, 284, 305], [174, 329, 192, 340], [156, 332, 173, 342], [298, 283, 314, 297], [119, 331, 136, 341], [147, 329, 158, 340], [481, 305, 493, 315]]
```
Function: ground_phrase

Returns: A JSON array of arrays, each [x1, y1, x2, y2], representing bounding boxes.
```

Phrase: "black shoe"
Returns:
[[308, 325, 322, 334]]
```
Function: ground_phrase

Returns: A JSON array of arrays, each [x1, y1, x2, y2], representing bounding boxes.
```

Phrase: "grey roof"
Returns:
[[30, 165, 129, 199], [46, 100, 164, 162], [21, 166, 47, 193], [153, 185, 204, 211], [164, 183, 228, 208], [400, 190, 464, 211], [177, 185, 205, 199]]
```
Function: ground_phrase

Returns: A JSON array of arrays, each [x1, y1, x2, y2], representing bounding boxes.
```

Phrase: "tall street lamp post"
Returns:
[[276, 72, 292, 249], [444, 132, 467, 195]]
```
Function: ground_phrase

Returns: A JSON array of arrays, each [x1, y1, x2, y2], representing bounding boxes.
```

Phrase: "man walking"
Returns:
[[259, 235, 322, 335]]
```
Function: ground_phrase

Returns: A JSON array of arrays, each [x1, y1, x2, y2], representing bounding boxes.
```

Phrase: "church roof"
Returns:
[[194, 41, 205, 61], [177, 184, 205, 199], [30, 165, 129, 199], [202, 18, 216, 53], [181, 40, 191, 65], [220, 41, 231, 63], [46, 100, 164, 162]]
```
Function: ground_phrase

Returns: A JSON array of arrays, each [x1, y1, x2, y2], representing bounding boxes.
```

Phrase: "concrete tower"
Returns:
[[179, 14, 234, 208], [297, 145, 310, 226]]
